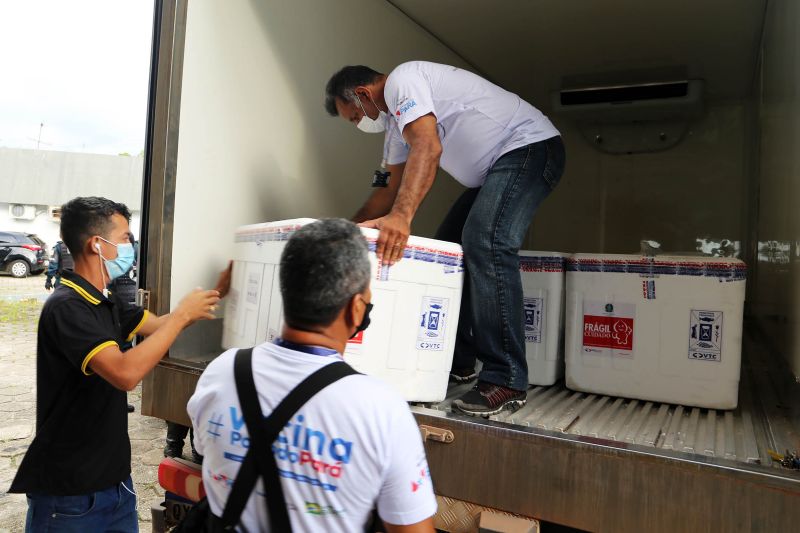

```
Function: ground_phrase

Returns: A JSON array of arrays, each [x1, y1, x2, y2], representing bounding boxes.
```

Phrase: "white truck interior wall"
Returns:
[[753, 0, 800, 376], [528, 102, 749, 256], [171, 0, 468, 308]]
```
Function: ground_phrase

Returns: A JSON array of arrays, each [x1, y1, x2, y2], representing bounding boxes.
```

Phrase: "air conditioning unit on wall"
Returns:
[[551, 79, 706, 154], [9, 204, 37, 220], [552, 80, 705, 123]]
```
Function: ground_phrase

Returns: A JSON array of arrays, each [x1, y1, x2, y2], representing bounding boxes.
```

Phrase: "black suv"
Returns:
[[0, 231, 49, 277]]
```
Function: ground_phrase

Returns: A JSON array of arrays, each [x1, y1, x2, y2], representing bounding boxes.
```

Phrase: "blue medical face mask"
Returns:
[[97, 236, 135, 282]]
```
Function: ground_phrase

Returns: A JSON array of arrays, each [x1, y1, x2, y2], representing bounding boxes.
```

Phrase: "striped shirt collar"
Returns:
[[59, 270, 107, 306]]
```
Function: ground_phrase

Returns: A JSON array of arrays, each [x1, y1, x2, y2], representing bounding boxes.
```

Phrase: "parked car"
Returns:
[[0, 231, 49, 277]]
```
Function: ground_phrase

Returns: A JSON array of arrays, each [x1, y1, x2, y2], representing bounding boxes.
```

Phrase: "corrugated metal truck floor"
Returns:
[[417, 323, 800, 470]]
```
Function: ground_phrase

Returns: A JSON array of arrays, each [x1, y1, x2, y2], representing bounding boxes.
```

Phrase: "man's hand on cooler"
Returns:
[[359, 211, 410, 265], [214, 260, 233, 298]]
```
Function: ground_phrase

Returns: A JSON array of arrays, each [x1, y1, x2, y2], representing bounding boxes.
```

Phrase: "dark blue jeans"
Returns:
[[26, 475, 138, 532], [436, 137, 566, 390]]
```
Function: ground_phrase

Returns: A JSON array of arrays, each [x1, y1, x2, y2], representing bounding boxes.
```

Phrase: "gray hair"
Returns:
[[280, 218, 371, 328], [324, 65, 383, 116]]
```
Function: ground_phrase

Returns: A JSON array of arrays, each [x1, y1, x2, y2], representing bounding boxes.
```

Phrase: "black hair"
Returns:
[[280, 219, 370, 329], [60, 196, 131, 258], [324, 65, 384, 116]]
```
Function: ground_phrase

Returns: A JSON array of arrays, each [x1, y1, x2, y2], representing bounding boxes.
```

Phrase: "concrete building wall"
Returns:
[[0, 147, 143, 208], [0, 147, 144, 253]]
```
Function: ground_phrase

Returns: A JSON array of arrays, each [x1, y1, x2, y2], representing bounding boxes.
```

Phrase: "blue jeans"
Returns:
[[435, 137, 566, 390], [26, 475, 138, 532]]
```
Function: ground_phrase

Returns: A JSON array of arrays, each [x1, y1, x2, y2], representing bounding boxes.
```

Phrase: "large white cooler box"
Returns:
[[519, 251, 567, 386], [222, 219, 464, 402], [564, 253, 747, 409]]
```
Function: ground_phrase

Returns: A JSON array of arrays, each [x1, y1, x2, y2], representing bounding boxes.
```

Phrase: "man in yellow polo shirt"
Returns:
[[10, 196, 220, 532]]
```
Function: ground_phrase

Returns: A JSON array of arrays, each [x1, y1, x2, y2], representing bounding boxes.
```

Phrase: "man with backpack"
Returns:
[[188, 219, 436, 532], [44, 240, 74, 290]]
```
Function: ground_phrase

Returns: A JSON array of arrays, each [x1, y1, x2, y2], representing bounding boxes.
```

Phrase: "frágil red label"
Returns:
[[583, 315, 634, 351]]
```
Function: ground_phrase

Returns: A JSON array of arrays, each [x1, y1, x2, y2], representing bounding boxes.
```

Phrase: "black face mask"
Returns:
[[350, 303, 373, 339]]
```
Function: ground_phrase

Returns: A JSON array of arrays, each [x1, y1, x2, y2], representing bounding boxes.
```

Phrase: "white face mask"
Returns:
[[355, 93, 387, 133]]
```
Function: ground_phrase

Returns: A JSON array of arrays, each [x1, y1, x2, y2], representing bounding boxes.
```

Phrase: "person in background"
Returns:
[[164, 421, 201, 462], [10, 196, 220, 532], [108, 232, 140, 414], [108, 232, 139, 313], [44, 240, 74, 291]]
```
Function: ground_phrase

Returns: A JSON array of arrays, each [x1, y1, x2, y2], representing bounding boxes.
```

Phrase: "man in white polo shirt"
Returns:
[[324, 61, 565, 416], [188, 219, 436, 532]]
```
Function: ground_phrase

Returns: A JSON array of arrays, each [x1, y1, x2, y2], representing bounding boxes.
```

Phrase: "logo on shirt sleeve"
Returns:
[[395, 98, 417, 117], [411, 457, 431, 493]]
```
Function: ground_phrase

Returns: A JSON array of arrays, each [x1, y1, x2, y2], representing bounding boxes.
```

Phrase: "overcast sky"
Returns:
[[0, 1, 154, 155]]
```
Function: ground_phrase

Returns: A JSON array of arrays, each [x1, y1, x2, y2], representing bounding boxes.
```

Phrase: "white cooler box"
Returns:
[[564, 254, 747, 409], [222, 218, 464, 402], [519, 251, 567, 386]]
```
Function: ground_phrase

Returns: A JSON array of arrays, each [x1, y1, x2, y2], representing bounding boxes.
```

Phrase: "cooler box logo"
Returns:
[[523, 297, 544, 343], [688, 310, 723, 361], [417, 296, 449, 351], [425, 307, 440, 332], [583, 316, 634, 351]]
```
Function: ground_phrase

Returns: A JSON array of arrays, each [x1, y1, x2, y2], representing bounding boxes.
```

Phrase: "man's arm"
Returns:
[[352, 162, 406, 223], [359, 114, 442, 264], [88, 288, 219, 391], [136, 312, 168, 336]]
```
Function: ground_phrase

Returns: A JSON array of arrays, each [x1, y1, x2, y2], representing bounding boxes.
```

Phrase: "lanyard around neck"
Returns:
[[274, 338, 340, 357]]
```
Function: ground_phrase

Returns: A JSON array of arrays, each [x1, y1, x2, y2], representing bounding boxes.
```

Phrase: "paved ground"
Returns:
[[0, 275, 180, 532]]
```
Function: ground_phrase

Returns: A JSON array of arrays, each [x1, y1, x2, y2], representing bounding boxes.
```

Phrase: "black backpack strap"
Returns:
[[219, 347, 359, 531]]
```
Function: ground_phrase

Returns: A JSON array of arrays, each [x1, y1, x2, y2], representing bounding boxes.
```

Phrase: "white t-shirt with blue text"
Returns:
[[187, 342, 437, 532], [383, 60, 560, 188]]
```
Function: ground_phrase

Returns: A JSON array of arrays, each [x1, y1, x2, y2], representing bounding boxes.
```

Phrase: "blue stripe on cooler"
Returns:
[[234, 225, 303, 242], [567, 258, 746, 280], [234, 230, 465, 268], [519, 256, 566, 272], [366, 241, 464, 269]]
